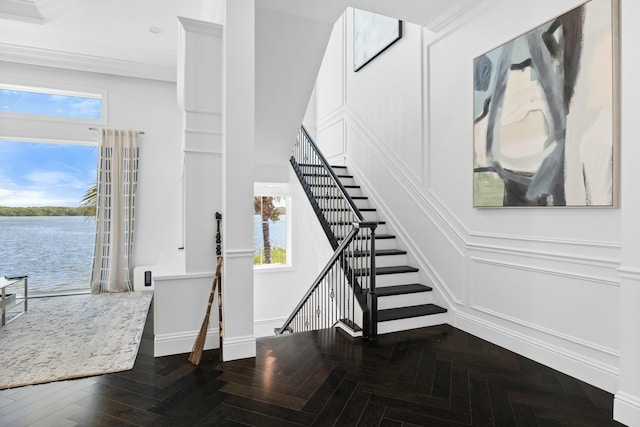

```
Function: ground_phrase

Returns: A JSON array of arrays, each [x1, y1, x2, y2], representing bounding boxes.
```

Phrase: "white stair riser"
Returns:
[[354, 200, 373, 210], [374, 271, 420, 287], [338, 236, 396, 250], [326, 222, 387, 235], [371, 238, 396, 251], [377, 291, 433, 310], [305, 176, 356, 187], [361, 210, 380, 222], [346, 188, 364, 197], [373, 254, 408, 268], [377, 312, 448, 335]]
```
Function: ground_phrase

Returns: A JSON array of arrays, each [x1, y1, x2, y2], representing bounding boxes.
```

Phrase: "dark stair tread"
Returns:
[[316, 195, 368, 200], [348, 249, 406, 257], [317, 184, 359, 189], [337, 318, 362, 332], [308, 184, 360, 188], [328, 220, 385, 226], [339, 233, 395, 240], [376, 283, 433, 297], [378, 304, 447, 322], [324, 207, 375, 212], [355, 265, 419, 276], [303, 173, 354, 179], [299, 163, 347, 170], [376, 265, 419, 275], [374, 234, 395, 239]]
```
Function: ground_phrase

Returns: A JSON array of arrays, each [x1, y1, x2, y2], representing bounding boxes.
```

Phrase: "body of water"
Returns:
[[0, 216, 96, 294], [253, 214, 286, 255], [0, 215, 284, 294]]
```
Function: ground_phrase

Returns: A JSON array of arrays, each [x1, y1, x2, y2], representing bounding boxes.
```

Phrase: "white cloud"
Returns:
[[0, 188, 80, 207], [0, 170, 88, 207], [24, 170, 87, 189]]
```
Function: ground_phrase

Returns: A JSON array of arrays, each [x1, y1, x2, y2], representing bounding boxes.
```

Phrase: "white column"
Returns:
[[614, 0, 640, 425], [221, 0, 256, 361], [178, 18, 224, 274]]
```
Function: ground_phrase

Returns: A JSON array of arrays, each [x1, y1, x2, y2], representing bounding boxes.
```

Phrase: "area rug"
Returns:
[[0, 291, 152, 389]]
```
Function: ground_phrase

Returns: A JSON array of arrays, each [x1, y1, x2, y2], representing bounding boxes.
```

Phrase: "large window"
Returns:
[[0, 82, 103, 296], [253, 184, 291, 268], [0, 84, 103, 120]]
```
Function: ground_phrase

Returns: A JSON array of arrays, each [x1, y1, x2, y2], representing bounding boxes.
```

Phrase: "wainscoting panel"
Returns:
[[317, 118, 346, 162], [469, 257, 620, 358], [153, 273, 219, 357]]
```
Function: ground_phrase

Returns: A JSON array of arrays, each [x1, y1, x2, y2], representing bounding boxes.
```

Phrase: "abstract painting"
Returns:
[[353, 8, 402, 72], [473, 0, 618, 207]]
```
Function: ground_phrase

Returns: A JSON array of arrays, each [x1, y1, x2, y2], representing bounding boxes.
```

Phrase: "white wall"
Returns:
[[615, 0, 640, 423], [253, 167, 334, 337], [312, 1, 628, 397], [0, 61, 183, 272]]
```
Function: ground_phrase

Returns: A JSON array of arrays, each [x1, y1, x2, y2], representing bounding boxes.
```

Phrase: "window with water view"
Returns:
[[253, 195, 288, 266], [0, 85, 102, 295]]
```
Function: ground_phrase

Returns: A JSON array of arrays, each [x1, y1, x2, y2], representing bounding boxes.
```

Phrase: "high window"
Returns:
[[0, 84, 103, 120]]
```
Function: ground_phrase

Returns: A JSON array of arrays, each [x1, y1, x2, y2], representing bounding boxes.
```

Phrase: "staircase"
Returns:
[[278, 126, 447, 338], [305, 163, 448, 335]]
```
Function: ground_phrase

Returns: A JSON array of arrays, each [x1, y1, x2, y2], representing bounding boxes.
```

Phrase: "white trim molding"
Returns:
[[618, 266, 640, 280], [222, 334, 256, 361], [225, 249, 256, 259], [254, 317, 287, 338], [614, 391, 640, 426], [154, 330, 219, 357], [0, 43, 176, 82], [456, 311, 619, 393]]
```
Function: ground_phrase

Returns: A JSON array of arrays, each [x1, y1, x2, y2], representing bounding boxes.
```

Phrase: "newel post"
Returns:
[[359, 221, 378, 340]]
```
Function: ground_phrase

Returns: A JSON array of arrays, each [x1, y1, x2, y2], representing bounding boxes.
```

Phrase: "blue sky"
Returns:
[[0, 141, 97, 207], [0, 88, 100, 207], [0, 88, 101, 119]]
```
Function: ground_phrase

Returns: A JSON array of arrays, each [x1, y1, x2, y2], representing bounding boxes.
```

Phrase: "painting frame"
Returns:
[[472, 0, 620, 208], [353, 8, 402, 72]]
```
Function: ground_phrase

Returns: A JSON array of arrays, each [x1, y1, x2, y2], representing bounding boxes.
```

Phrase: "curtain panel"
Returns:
[[91, 129, 140, 293]]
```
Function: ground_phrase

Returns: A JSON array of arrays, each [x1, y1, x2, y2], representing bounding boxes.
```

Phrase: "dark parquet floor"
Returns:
[[0, 303, 624, 427]]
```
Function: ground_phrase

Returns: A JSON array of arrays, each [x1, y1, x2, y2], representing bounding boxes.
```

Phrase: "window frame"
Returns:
[[0, 81, 108, 126], [253, 182, 293, 272]]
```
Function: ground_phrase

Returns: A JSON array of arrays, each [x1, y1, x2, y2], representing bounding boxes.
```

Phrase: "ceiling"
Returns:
[[0, 0, 215, 81], [0, 0, 486, 82]]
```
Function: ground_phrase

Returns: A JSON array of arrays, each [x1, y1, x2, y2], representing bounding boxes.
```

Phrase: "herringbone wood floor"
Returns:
[[0, 304, 623, 426]]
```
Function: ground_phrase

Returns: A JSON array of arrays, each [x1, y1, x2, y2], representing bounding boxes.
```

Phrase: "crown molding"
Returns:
[[178, 16, 223, 37], [422, 0, 500, 33], [0, 43, 176, 82], [0, 0, 82, 24]]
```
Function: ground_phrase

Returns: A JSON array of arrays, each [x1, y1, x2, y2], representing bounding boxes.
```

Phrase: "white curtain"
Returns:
[[91, 129, 140, 294]]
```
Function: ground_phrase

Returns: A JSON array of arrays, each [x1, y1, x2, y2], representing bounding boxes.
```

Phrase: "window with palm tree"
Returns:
[[253, 195, 288, 266]]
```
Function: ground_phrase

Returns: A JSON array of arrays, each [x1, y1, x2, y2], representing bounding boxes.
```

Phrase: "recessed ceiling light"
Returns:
[[148, 27, 164, 34]]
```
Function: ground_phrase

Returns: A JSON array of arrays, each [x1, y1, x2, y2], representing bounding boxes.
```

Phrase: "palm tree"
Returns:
[[80, 183, 97, 217], [253, 196, 280, 264]]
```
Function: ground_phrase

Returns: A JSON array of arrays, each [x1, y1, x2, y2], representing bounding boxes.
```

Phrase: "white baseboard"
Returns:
[[615, 392, 640, 426], [154, 329, 219, 357], [455, 312, 619, 394], [222, 334, 256, 361], [254, 317, 287, 338]]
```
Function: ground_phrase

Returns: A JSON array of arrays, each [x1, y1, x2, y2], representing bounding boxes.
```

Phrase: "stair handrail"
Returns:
[[277, 227, 360, 335], [296, 126, 363, 222], [276, 220, 377, 339], [286, 127, 379, 339]]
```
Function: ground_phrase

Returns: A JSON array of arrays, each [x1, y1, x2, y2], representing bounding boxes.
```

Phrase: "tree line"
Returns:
[[0, 206, 96, 217]]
